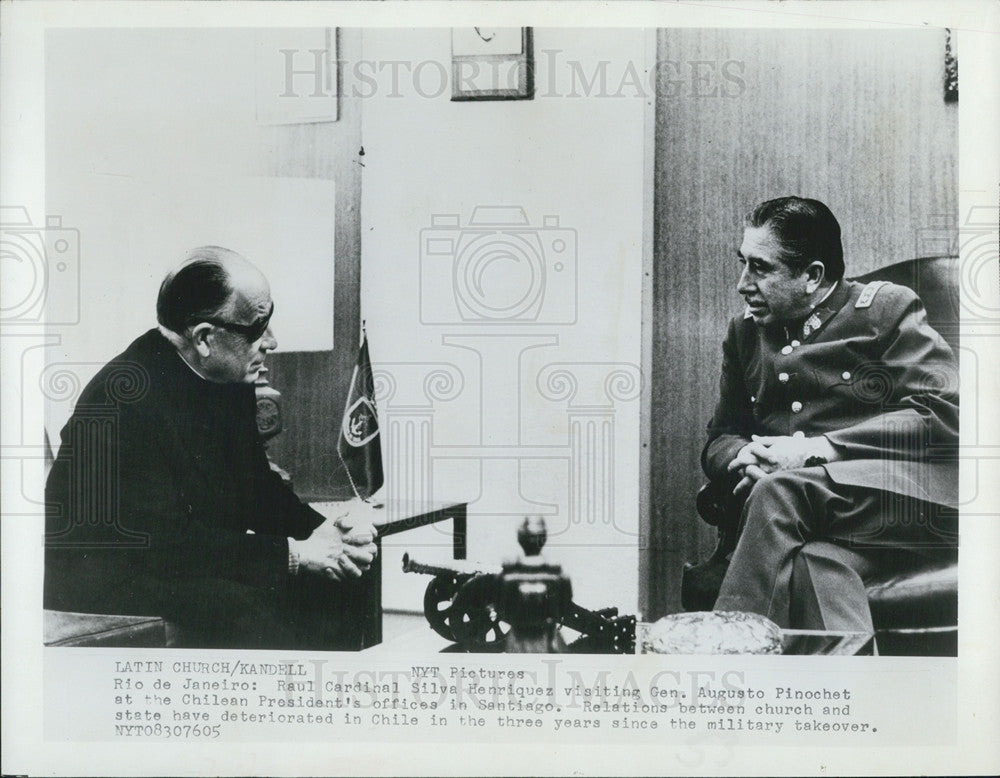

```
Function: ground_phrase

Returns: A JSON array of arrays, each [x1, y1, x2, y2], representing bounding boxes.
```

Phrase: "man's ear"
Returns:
[[804, 261, 826, 293], [189, 323, 214, 357]]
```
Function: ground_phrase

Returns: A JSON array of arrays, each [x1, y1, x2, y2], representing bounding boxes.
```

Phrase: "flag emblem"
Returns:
[[343, 396, 378, 447]]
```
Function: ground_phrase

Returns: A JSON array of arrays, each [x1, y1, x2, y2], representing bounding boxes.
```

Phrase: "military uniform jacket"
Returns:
[[703, 280, 959, 507]]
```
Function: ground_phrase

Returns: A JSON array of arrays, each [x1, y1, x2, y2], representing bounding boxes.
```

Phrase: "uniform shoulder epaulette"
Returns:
[[855, 280, 890, 309]]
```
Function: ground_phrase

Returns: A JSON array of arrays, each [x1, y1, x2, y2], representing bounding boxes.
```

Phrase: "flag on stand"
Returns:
[[337, 329, 384, 500]]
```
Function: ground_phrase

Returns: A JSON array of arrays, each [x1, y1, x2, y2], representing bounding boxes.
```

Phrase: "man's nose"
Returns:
[[261, 326, 277, 351], [736, 266, 753, 294]]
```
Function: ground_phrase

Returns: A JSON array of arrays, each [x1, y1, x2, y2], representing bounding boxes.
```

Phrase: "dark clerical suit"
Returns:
[[45, 329, 361, 649], [705, 280, 958, 630]]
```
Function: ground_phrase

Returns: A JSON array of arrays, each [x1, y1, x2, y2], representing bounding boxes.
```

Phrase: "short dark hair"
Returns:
[[744, 197, 845, 282], [156, 247, 236, 333]]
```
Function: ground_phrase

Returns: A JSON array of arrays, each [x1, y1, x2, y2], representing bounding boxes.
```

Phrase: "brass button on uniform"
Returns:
[[778, 372, 789, 383], [842, 371, 852, 380], [781, 345, 793, 355], [791, 401, 803, 413]]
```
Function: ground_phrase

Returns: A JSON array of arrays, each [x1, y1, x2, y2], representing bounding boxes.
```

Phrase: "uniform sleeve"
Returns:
[[702, 318, 755, 480], [823, 291, 959, 462]]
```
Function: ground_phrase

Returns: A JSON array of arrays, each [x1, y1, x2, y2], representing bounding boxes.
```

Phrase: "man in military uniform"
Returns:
[[705, 197, 958, 631]]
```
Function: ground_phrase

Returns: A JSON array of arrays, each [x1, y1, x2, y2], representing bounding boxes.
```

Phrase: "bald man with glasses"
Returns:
[[45, 247, 377, 649]]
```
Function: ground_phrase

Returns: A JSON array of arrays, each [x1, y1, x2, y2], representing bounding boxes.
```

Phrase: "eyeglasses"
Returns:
[[201, 303, 274, 342]]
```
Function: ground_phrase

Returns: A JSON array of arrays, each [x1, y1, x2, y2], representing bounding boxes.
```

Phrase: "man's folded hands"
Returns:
[[289, 515, 379, 581], [728, 433, 840, 499]]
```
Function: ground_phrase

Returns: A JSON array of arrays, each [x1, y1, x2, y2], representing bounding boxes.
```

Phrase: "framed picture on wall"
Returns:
[[451, 27, 534, 101]]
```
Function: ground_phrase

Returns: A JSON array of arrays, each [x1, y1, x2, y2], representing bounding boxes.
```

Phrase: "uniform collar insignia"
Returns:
[[800, 281, 851, 341]]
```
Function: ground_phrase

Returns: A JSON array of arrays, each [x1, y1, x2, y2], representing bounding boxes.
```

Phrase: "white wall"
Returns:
[[361, 29, 648, 614], [45, 29, 337, 437]]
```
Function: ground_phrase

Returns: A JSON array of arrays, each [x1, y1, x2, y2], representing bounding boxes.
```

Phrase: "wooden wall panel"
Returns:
[[257, 29, 363, 499], [645, 28, 957, 618]]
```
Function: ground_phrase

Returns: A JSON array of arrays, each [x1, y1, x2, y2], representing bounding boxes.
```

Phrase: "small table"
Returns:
[[310, 499, 468, 647]]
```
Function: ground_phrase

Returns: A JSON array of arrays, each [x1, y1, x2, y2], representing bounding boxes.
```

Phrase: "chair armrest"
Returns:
[[696, 480, 741, 528]]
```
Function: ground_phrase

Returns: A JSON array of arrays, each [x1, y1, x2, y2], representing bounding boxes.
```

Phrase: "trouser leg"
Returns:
[[714, 469, 826, 627], [788, 542, 876, 631], [714, 467, 954, 630]]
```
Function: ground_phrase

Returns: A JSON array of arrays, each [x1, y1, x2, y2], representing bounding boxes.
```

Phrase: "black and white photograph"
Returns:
[[2, 1, 998, 776]]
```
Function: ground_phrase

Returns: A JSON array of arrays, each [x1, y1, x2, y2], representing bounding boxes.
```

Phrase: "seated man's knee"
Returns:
[[740, 470, 823, 536], [745, 469, 806, 507]]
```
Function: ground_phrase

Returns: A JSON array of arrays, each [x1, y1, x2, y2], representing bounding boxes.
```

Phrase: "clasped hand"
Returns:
[[728, 433, 838, 499], [289, 514, 379, 581]]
